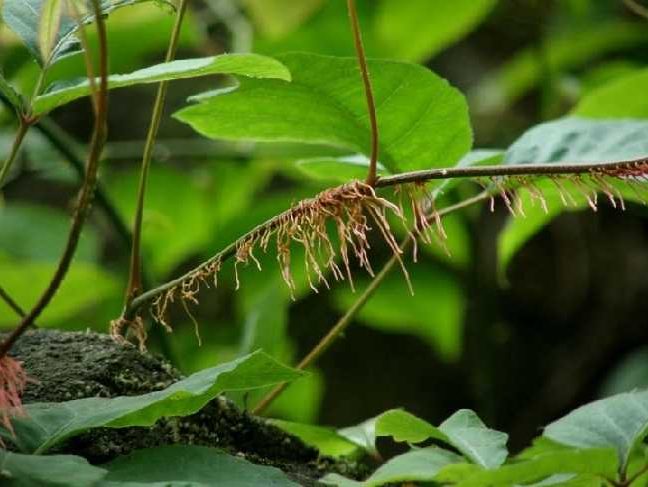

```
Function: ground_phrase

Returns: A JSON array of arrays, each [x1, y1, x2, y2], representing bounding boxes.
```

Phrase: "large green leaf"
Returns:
[[544, 389, 648, 472], [175, 53, 472, 174], [452, 448, 617, 487], [0, 451, 107, 487], [2, 0, 173, 67], [101, 445, 299, 486], [323, 447, 465, 487], [497, 117, 648, 273], [574, 69, 648, 118], [32, 53, 290, 115], [4, 351, 303, 453], [374, 0, 497, 62]]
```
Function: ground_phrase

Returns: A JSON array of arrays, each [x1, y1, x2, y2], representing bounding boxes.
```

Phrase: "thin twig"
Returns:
[[0, 0, 109, 357], [125, 0, 189, 305], [375, 157, 648, 187], [347, 0, 379, 187], [0, 120, 30, 188], [624, 0, 648, 20], [0, 285, 26, 319], [252, 192, 490, 414]]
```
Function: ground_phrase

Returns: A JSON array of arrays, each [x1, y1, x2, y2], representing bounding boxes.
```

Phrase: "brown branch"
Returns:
[[347, 0, 379, 187], [0, 0, 109, 357]]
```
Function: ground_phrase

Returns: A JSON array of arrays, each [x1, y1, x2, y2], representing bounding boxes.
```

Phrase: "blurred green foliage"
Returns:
[[2, 0, 648, 450]]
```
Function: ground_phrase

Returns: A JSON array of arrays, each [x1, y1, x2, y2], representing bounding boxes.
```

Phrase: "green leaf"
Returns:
[[38, 0, 62, 63], [454, 448, 617, 487], [6, 351, 303, 453], [544, 389, 648, 472], [439, 409, 508, 469], [470, 21, 648, 114], [242, 0, 324, 39], [323, 448, 465, 487], [505, 117, 648, 164], [497, 117, 648, 273], [101, 445, 299, 486], [0, 253, 118, 328], [0, 70, 23, 111], [574, 69, 648, 118], [270, 420, 361, 458], [295, 154, 390, 184], [0, 451, 107, 487], [33, 53, 290, 115], [175, 53, 472, 174], [375, 409, 447, 445], [338, 417, 378, 457], [374, 0, 497, 62], [2, 0, 174, 67]]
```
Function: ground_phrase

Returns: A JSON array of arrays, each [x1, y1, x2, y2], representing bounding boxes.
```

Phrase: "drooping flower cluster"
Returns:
[[0, 354, 27, 441], [146, 181, 416, 331]]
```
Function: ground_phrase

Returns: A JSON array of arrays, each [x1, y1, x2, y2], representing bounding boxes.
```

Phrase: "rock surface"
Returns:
[[9, 329, 367, 486]]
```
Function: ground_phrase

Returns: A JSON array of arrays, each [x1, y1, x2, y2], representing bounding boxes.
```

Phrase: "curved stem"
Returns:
[[125, 0, 189, 305], [252, 192, 490, 414], [0, 0, 109, 357], [0, 120, 30, 188], [347, 0, 379, 187]]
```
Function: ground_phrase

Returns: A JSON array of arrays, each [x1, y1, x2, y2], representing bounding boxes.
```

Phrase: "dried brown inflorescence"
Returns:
[[0, 354, 28, 442], [145, 181, 422, 332]]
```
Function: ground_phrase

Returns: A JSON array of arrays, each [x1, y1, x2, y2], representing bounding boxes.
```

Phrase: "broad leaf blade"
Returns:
[[439, 409, 509, 469], [6, 351, 303, 453], [544, 389, 648, 471], [175, 53, 472, 174], [102, 445, 299, 486], [0, 450, 107, 487], [33, 53, 291, 115]]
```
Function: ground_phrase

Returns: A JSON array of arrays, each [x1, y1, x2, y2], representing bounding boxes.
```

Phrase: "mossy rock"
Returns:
[[9, 329, 368, 486]]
